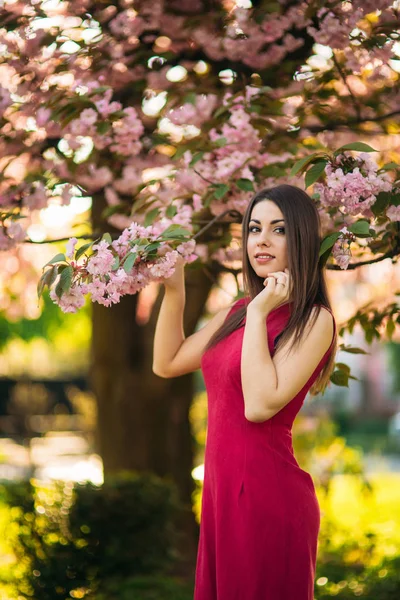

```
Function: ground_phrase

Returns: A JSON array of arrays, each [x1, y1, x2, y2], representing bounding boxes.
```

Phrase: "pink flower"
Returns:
[[24, 182, 48, 211], [386, 205, 400, 222], [7, 221, 26, 242], [87, 240, 115, 276], [332, 239, 352, 270], [79, 108, 98, 126], [66, 237, 78, 259], [78, 165, 113, 192], [49, 285, 87, 313]]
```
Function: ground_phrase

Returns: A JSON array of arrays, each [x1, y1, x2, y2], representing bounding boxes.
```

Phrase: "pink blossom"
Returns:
[[193, 194, 203, 212], [7, 221, 26, 242], [0, 228, 15, 251], [86, 240, 115, 276], [78, 165, 113, 192], [148, 249, 179, 278], [66, 237, 78, 258], [0, 86, 12, 112], [114, 166, 142, 194], [94, 88, 123, 116], [332, 238, 352, 270], [49, 285, 87, 313], [176, 239, 196, 260], [36, 107, 52, 127], [386, 205, 400, 222], [79, 108, 98, 126], [24, 182, 48, 210], [105, 186, 120, 206]]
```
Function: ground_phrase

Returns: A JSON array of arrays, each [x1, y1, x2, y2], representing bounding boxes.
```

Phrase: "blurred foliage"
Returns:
[[93, 575, 195, 600], [0, 293, 91, 351], [333, 412, 400, 455], [316, 474, 400, 598], [0, 402, 398, 599], [0, 472, 184, 599], [386, 342, 400, 395], [0, 293, 91, 377]]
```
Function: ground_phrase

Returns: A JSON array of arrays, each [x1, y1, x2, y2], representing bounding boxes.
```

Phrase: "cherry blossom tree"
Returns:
[[1, 0, 400, 565]]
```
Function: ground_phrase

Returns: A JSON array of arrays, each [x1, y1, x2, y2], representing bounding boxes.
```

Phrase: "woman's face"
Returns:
[[246, 199, 288, 276]]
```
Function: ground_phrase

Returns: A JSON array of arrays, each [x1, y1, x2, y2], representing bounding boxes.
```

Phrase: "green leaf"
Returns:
[[379, 162, 399, 171], [96, 121, 112, 134], [37, 265, 58, 298], [123, 252, 137, 274], [144, 208, 160, 227], [75, 241, 95, 261], [290, 153, 320, 177], [172, 146, 187, 161], [386, 317, 395, 339], [214, 137, 228, 147], [111, 256, 120, 271], [160, 227, 191, 239], [336, 142, 377, 154], [213, 184, 230, 200], [330, 369, 349, 387], [305, 160, 327, 188], [236, 178, 255, 192], [183, 92, 197, 105], [371, 191, 391, 217], [340, 344, 368, 354], [213, 105, 229, 119], [101, 232, 112, 244], [335, 362, 351, 375], [319, 232, 341, 257], [348, 220, 370, 236], [165, 205, 177, 218], [55, 265, 73, 299], [44, 253, 66, 268], [145, 242, 161, 251], [189, 152, 204, 167]]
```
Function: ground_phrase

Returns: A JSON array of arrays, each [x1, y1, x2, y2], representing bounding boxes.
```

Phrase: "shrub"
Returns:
[[0, 471, 185, 599]]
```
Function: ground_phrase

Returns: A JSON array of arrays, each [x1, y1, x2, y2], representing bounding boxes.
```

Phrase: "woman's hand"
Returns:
[[159, 254, 186, 291], [247, 268, 292, 316]]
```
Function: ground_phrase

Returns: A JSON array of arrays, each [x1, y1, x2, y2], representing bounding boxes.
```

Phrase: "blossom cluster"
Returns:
[[65, 91, 144, 157], [331, 226, 357, 270], [314, 152, 393, 216], [0, 220, 26, 251], [173, 89, 297, 217], [42, 223, 197, 313]]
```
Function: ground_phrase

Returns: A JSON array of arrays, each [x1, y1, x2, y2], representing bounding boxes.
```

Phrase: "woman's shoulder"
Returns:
[[231, 295, 250, 310], [225, 296, 249, 319]]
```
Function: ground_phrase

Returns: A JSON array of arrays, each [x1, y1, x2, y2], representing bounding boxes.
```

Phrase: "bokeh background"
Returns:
[[1, 1, 400, 599]]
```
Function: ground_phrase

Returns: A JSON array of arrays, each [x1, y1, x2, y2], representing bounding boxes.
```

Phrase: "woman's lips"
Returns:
[[255, 256, 275, 264]]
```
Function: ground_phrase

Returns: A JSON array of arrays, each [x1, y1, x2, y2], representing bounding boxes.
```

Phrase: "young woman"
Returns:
[[153, 184, 337, 600]]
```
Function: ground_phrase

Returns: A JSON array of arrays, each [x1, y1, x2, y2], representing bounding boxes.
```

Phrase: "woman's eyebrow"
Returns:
[[249, 218, 285, 225]]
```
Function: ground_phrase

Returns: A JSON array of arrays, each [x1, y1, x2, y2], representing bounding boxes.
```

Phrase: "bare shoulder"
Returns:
[[308, 305, 334, 341]]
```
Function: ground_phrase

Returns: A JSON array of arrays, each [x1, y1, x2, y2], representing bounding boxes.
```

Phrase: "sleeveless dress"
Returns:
[[194, 297, 336, 600]]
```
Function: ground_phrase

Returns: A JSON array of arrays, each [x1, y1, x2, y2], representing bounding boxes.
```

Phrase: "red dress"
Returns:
[[194, 298, 336, 600]]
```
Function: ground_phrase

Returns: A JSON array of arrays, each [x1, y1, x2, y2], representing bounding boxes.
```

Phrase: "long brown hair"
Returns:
[[203, 184, 337, 396]]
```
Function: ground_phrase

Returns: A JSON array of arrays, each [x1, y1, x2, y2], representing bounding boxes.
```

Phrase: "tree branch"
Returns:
[[331, 52, 362, 121], [306, 110, 400, 134]]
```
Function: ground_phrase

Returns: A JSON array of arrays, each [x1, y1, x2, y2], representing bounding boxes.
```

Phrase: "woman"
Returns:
[[153, 184, 337, 600]]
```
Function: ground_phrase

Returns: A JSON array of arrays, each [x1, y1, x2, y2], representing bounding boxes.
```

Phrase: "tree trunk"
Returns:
[[90, 263, 213, 575]]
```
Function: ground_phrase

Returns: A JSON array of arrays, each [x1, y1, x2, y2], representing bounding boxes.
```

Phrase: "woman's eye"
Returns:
[[248, 226, 285, 234]]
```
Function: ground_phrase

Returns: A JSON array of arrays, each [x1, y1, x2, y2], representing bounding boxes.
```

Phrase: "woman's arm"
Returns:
[[152, 259, 232, 378], [152, 261, 186, 378], [241, 306, 334, 422]]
